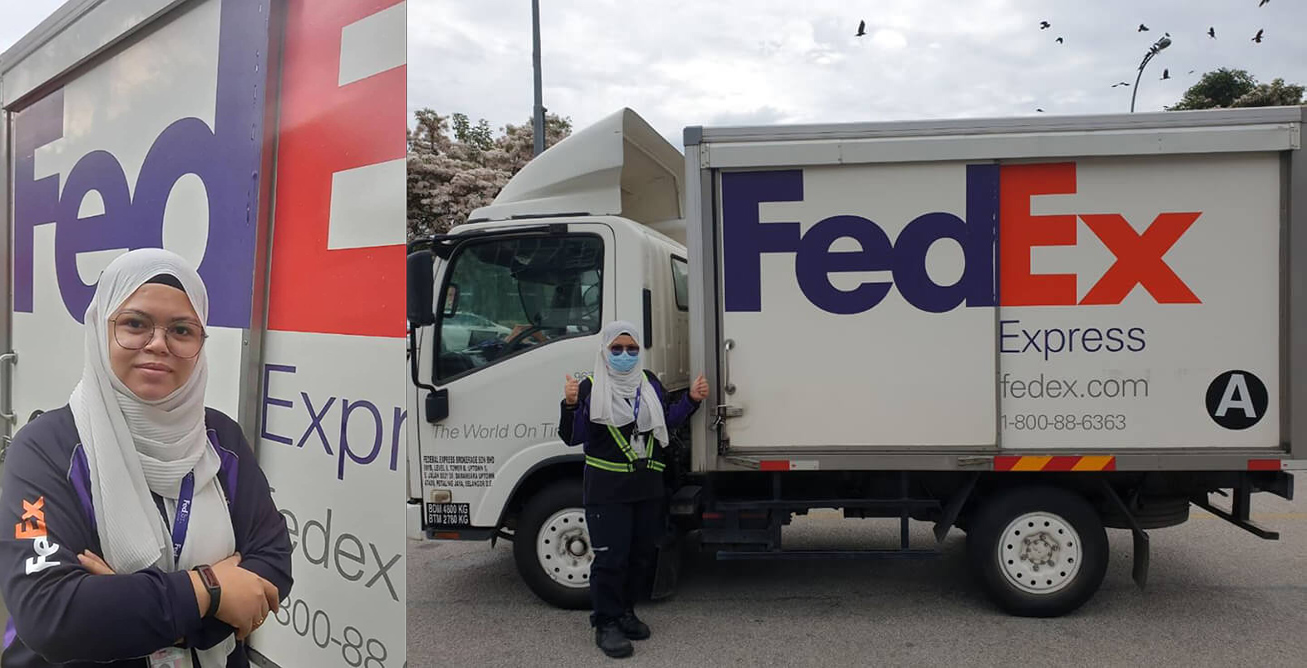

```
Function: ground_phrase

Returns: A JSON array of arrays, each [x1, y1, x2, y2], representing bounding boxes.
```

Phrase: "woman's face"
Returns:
[[609, 334, 638, 354], [108, 284, 202, 401], [606, 333, 640, 372]]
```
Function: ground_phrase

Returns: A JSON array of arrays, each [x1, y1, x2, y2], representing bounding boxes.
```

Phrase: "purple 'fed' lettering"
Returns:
[[10, 0, 269, 327], [721, 166, 999, 314]]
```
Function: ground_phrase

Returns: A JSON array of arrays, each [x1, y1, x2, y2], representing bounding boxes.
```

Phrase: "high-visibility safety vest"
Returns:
[[586, 424, 665, 473], [581, 372, 665, 473]]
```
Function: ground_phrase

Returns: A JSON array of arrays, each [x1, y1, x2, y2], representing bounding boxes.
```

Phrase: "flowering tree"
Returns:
[[407, 110, 572, 241], [1169, 68, 1304, 111]]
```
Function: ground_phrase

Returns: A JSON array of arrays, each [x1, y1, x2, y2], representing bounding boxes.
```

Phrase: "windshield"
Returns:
[[436, 234, 603, 380]]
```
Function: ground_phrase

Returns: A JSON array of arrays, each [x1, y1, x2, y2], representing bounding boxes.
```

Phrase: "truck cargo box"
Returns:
[[685, 108, 1307, 472]]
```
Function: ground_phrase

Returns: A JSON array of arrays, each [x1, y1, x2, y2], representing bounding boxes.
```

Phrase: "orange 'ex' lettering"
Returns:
[[15, 496, 47, 540]]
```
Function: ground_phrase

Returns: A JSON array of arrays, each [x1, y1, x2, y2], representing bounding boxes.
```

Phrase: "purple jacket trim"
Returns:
[[207, 429, 240, 508], [66, 430, 242, 527], [66, 444, 96, 534], [4, 619, 16, 649]]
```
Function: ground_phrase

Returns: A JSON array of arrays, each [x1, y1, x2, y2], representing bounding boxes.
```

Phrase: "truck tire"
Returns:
[[967, 486, 1108, 617], [513, 480, 592, 610], [1102, 495, 1189, 530]]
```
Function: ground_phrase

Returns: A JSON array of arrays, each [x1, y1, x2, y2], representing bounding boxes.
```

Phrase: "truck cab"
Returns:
[[406, 109, 690, 607]]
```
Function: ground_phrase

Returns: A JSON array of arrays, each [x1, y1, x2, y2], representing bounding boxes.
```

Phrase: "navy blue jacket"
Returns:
[[559, 371, 700, 505], [0, 406, 293, 667]]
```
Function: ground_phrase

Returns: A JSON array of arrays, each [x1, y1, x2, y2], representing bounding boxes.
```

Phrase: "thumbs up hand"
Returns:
[[689, 373, 709, 402], [564, 374, 580, 406]]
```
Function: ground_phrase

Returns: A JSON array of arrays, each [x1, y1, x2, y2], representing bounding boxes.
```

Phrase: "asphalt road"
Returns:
[[408, 491, 1307, 667]]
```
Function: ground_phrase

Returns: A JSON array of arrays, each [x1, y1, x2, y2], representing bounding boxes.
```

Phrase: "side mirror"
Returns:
[[407, 250, 436, 326]]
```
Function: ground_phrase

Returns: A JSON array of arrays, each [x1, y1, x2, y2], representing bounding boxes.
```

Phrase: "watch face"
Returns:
[[198, 566, 220, 589]]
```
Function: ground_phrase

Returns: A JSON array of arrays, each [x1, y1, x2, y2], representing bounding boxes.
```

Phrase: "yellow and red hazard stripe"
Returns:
[[993, 455, 1116, 472]]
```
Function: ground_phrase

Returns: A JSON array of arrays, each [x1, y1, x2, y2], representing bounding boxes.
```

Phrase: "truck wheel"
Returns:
[[967, 486, 1108, 617], [513, 480, 592, 610]]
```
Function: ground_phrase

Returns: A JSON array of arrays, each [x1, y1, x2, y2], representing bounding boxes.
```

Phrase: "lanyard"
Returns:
[[155, 471, 196, 565], [628, 390, 650, 456]]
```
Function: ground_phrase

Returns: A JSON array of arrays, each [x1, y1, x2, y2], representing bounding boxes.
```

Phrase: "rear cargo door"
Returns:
[[714, 162, 999, 450]]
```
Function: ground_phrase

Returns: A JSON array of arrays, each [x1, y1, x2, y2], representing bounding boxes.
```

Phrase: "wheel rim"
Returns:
[[997, 511, 1083, 595], [537, 508, 592, 588]]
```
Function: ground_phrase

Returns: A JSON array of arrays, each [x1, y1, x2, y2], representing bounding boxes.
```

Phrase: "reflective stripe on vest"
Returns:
[[585, 455, 665, 473], [586, 423, 663, 473]]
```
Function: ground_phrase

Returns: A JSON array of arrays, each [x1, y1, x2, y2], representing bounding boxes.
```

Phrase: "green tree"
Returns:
[[450, 113, 493, 155], [1170, 68, 1304, 110], [406, 110, 572, 241]]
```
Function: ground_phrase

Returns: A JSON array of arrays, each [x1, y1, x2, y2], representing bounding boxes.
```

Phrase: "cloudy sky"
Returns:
[[4, 1, 1303, 148], [0, 1, 63, 57], [411, 0, 1307, 147]]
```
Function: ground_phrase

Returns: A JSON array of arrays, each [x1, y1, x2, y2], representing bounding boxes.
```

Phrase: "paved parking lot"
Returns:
[[408, 491, 1307, 667]]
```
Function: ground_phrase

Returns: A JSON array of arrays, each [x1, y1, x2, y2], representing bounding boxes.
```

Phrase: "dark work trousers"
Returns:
[[585, 497, 664, 627]]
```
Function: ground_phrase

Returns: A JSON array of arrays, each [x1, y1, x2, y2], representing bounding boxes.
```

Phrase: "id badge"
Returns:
[[148, 647, 192, 668]]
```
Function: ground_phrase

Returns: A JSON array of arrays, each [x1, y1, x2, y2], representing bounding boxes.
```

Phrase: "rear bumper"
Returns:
[[425, 527, 497, 541]]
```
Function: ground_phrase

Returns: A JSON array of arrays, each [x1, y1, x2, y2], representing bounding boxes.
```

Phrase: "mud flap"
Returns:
[[1131, 527, 1151, 590], [650, 531, 682, 600], [1100, 479, 1150, 590]]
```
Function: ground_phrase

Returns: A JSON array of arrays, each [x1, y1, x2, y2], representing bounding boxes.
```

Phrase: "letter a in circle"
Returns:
[[1205, 370, 1267, 430]]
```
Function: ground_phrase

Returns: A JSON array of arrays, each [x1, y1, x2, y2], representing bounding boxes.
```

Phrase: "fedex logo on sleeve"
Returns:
[[14, 496, 61, 575], [722, 163, 1202, 314], [11, 0, 269, 328]]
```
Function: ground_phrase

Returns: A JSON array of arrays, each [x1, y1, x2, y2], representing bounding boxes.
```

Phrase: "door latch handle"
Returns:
[[722, 339, 736, 395], [0, 352, 16, 425]]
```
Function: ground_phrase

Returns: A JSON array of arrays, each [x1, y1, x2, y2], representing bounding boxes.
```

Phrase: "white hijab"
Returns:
[[589, 321, 668, 455], [69, 248, 236, 666]]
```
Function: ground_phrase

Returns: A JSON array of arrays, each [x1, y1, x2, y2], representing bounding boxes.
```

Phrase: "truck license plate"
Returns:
[[427, 502, 471, 526]]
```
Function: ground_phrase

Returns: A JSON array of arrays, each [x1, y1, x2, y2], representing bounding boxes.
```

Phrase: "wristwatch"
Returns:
[[193, 564, 222, 618]]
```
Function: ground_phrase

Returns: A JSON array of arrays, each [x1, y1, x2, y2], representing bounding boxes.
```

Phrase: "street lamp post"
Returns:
[[1130, 35, 1172, 113], [531, 0, 545, 156]]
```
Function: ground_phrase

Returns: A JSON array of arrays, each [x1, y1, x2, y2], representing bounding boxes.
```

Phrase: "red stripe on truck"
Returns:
[[1043, 456, 1082, 472], [993, 456, 1021, 472], [994, 455, 1117, 472], [1247, 459, 1282, 471], [759, 460, 790, 471]]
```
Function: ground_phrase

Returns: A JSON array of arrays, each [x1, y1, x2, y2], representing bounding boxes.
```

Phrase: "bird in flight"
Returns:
[[856, 20, 866, 37], [1208, 27, 1216, 38], [1188, 70, 1195, 74], [1036, 108, 1045, 113], [1111, 82, 1132, 88], [1252, 29, 1264, 43], [1260, 0, 1270, 7], [1040, 21, 1051, 29], [1161, 69, 1171, 80], [1055, 36, 1063, 43], [1138, 24, 1149, 32]]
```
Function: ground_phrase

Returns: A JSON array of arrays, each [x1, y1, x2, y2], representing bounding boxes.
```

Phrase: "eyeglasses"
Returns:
[[608, 345, 640, 355], [110, 312, 208, 359]]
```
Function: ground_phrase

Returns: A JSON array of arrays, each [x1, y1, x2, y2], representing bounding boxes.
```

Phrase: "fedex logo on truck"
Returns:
[[722, 163, 1202, 314], [11, 0, 268, 328]]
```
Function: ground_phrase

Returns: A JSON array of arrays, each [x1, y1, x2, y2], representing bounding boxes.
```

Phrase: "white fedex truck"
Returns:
[[1, 1, 408, 666], [407, 107, 1305, 617]]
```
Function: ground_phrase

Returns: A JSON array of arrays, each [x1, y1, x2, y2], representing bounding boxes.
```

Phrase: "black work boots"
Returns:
[[595, 623, 633, 658], [616, 612, 651, 640], [595, 612, 650, 658]]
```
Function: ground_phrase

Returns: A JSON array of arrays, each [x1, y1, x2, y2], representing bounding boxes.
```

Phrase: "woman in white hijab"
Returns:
[[559, 321, 708, 659], [0, 249, 292, 668]]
